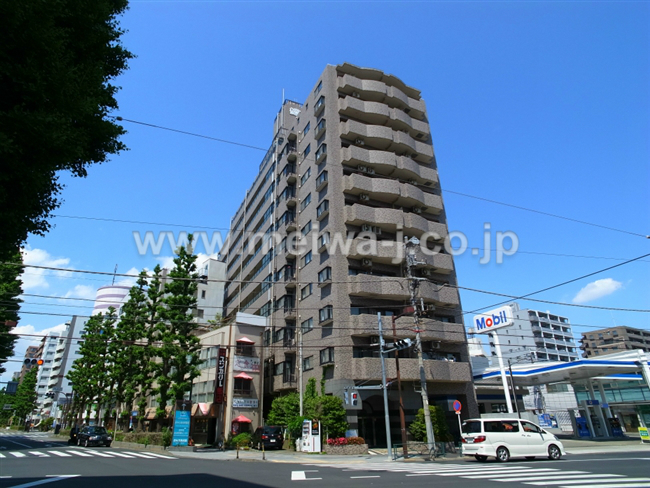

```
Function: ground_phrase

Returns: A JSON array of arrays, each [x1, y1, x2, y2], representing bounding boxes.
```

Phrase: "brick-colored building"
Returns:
[[580, 326, 650, 357]]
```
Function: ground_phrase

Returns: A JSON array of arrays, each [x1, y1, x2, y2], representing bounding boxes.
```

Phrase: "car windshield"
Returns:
[[266, 427, 282, 435], [88, 427, 107, 434], [461, 421, 481, 434]]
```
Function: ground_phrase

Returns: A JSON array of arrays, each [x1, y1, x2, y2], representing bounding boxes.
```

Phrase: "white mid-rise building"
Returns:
[[489, 303, 579, 363]]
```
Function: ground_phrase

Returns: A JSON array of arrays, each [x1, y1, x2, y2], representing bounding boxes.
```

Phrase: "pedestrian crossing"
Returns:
[[0, 448, 177, 460], [306, 462, 650, 487], [0, 432, 51, 438]]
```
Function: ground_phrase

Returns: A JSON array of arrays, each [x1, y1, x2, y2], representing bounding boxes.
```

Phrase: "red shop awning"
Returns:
[[232, 415, 252, 423], [234, 372, 253, 380], [236, 336, 255, 344]]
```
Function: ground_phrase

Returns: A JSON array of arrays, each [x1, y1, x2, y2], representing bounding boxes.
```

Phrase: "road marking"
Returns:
[[528, 479, 649, 486], [142, 452, 177, 459], [4, 439, 33, 448], [48, 451, 72, 457], [29, 451, 51, 457], [84, 450, 115, 458], [350, 476, 381, 479], [500, 474, 622, 483], [124, 451, 157, 458], [10, 452, 27, 457], [434, 468, 538, 477], [6, 475, 80, 488], [463, 468, 565, 479], [65, 450, 93, 457], [105, 451, 136, 458], [556, 484, 650, 488], [291, 471, 322, 481]]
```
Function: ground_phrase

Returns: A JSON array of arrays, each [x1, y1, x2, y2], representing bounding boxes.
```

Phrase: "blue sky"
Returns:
[[5, 1, 649, 381]]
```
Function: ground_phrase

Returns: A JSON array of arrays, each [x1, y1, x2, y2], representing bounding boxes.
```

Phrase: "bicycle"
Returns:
[[428, 443, 442, 461]]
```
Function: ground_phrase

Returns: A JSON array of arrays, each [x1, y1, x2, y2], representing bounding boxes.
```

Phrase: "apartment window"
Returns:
[[319, 305, 333, 323], [317, 232, 330, 250], [274, 362, 284, 375], [303, 144, 311, 159], [303, 356, 313, 371], [320, 347, 334, 365], [301, 220, 312, 236], [315, 143, 327, 162], [300, 193, 312, 211], [303, 121, 310, 136], [301, 318, 313, 333], [197, 309, 204, 319], [318, 267, 332, 284], [301, 167, 311, 185], [315, 80, 322, 94], [301, 251, 312, 267], [301, 283, 313, 300], [234, 377, 251, 395], [315, 95, 325, 112], [317, 200, 329, 219], [316, 170, 328, 189]]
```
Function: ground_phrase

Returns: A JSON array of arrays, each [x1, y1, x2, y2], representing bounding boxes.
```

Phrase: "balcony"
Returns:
[[341, 146, 438, 185], [348, 275, 460, 307], [346, 238, 453, 273], [349, 314, 466, 343], [341, 120, 433, 164], [343, 173, 442, 213], [350, 357, 470, 382], [344, 204, 447, 239]]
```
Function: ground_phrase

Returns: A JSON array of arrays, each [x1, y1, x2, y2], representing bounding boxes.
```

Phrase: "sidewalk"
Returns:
[[169, 438, 650, 464]]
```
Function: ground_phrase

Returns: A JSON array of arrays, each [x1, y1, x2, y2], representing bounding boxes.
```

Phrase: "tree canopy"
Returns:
[[0, 250, 22, 375], [0, 0, 133, 258]]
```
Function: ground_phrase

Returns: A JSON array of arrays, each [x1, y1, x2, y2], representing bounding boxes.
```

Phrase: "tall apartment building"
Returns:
[[221, 63, 477, 444], [489, 303, 579, 363], [580, 326, 650, 357], [35, 335, 59, 416]]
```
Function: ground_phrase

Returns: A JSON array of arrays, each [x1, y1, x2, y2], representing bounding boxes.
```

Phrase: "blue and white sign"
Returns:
[[171, 410, 191, 447], [473, 306, 514, 334]]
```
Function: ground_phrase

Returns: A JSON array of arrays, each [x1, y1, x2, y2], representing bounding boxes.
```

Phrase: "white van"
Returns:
[[461, 418, 565, 462]]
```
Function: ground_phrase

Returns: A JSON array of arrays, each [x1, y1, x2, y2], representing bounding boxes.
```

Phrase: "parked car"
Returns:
[[251, 426, 283, 450], [461, 418, 565, 462], [77, 426, 113, 447]]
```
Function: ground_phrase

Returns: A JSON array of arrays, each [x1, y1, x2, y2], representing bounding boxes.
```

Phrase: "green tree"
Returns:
[[267, 392, 300, 426], [408, 405, 453, 442], [110, 272, 149, 428], [0, 249, 22, 374], [150, 239, 202, 424], [0, 1, 134, 259], [13, 368, 38, 424], [66, 309, 117, 423]]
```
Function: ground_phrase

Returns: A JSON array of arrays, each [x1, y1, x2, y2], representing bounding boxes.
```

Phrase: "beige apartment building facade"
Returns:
[[221, 63, 478, 446], [581, 326, 650, 358]]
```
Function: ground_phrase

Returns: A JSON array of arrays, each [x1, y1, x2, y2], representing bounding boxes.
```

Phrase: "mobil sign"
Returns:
[[473, 306, 514, 334]]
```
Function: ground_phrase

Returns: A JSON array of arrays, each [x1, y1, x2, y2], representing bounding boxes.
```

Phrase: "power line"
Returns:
[[114, 116, 649, 240]]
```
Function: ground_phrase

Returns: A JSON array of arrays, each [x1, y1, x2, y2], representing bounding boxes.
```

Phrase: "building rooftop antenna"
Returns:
[[111, 264, 118, 285]]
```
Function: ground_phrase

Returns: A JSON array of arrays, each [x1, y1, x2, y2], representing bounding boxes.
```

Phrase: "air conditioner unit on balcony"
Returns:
[[412, 207, 422, 214], [366, 168, 375, 175], [361, 224, 373, 232], [357, 165, 368, 172], [371, 226, 382, 235], [421, 268, 432, 277], [361, 258, 372, 267], [359, 193, 370, 201], [352, 91, 361, 99], [409, 179, 417, 185], [355, 138, 365, 146]]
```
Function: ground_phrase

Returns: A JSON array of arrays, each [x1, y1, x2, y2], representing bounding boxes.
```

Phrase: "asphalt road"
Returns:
[[1, 432, 650, 488]]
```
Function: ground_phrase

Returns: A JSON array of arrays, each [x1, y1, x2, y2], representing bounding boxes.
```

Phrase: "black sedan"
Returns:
[[77, 426, 113, 447]]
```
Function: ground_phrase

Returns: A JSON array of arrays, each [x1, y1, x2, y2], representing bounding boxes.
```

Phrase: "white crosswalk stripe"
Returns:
[[84, 449, 115, 458], [28, 451, 50, 457], [305, 462, 647, 486], [9, 452, 26, 458], [49, 451, 73, 457], [0, 448, 177, 460], [141, 452, 178, 459], [66, 450, 94, 457]]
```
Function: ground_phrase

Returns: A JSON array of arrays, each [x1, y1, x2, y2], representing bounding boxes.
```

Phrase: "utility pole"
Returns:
[[298, 315, 303, 416], [377, 313, 393, 461], [404, 238, 435, 453], [392, 315, 409, 458], [507, 358, 520, 418]]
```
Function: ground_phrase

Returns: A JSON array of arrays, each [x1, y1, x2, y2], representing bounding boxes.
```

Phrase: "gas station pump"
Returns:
[[300, 419, 322, 453]]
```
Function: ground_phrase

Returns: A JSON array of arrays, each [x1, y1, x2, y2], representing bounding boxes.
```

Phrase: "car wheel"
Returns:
[[496, 446, 510, 462], [257, 442, 262, 450], [548, 444, 561, 460], [106, 443, 111, 448], [77, 438, 82, 446], [475, 455, 488, 462], [525, 456, 535, 460], [84, 438, 89, 448]]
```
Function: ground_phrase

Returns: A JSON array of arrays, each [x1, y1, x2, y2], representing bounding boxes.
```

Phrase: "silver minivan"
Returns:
[[461, 418, 565, 462]]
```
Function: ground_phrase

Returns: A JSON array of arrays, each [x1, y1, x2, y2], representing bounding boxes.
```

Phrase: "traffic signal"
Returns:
[[24, 358, 44, 366], [394, 338, 413, 351], [344, 389, 349, 405], [351, 391, 359, 406]]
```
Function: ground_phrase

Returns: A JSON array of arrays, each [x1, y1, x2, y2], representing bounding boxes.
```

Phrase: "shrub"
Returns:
[[161, 427, 172, 447], [326, 437, 347, 446], [232, 432, 251, 448], [346, 436, 365, 445]]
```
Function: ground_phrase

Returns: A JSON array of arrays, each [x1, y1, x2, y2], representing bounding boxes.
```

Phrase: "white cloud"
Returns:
[[572, 278, 623, 304], [20, 247, 73, 290], [156, 256, 176, 271], [114, 267, 142, 287], [64, 284, 96, 301]]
